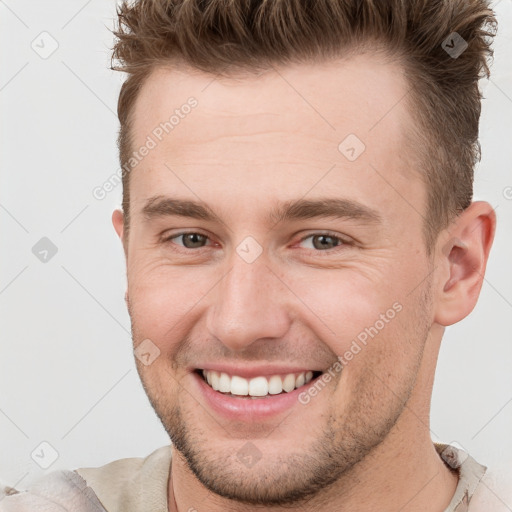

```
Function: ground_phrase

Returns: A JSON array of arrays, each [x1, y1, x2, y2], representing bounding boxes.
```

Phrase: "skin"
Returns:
[[112, 53, 496, 511]]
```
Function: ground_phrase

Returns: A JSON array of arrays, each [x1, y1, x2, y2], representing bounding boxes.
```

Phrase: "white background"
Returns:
[[1, 0, 511, 491]]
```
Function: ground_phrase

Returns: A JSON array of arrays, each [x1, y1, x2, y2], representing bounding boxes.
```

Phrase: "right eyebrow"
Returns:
[[141, 196, 222, 223]]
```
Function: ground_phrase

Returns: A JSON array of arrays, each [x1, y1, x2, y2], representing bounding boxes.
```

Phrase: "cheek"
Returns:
[[288, 267, 404, 346], [285, 262, 425, 394], [128, 265, 213, 348]]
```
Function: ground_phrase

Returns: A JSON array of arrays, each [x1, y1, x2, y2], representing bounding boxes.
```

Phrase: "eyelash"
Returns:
[[161, 230, 351, 255]]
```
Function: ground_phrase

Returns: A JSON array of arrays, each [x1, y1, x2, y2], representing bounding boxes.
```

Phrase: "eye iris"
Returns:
[[312, 234, 339, 250], [182, 233, 207, 248]]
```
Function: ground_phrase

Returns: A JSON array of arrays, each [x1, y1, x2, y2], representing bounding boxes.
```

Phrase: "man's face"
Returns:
[[118, 54, 439, 504]]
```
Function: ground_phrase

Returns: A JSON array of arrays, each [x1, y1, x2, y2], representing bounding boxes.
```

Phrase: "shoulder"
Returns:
[[470, 466, 512, 511], [0, 445, 172, 512], [75, 444, 172, 512], [0, 469, 107, 511]]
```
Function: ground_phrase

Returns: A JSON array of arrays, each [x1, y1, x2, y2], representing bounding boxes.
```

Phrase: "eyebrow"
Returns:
[[141, 195, 382, 226]]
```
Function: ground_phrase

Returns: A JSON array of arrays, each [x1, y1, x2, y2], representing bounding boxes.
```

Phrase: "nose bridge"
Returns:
[[206, 252, 291, 351]]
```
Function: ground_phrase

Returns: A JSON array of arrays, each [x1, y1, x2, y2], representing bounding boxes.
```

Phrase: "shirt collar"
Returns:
[[434, 442, 487, 511]]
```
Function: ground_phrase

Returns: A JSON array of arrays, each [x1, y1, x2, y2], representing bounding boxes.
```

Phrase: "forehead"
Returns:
[[133, 52, 410, 147], [128, 53, 424, 226]]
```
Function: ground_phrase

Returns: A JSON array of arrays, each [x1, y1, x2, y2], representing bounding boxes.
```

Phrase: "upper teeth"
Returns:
[[202, 370, 315, 397]]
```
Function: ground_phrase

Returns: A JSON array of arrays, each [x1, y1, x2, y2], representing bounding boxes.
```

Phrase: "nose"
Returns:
[[205, 253, 292, 351]]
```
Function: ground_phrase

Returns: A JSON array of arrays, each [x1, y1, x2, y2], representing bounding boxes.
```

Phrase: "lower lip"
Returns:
[[192, 371, 320, 422]]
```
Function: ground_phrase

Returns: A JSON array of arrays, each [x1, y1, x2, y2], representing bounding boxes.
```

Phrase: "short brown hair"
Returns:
[[111, 0, 497, 248]]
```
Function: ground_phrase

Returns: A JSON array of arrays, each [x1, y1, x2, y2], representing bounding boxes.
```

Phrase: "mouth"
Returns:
[[194, 369, 323, 399]]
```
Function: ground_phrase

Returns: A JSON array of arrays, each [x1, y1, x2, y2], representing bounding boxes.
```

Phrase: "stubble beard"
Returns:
[[129, 283, 433, 507]]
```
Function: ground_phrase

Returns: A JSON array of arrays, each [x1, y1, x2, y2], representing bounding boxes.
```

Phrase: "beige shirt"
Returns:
[[1, 442, 510, 511]]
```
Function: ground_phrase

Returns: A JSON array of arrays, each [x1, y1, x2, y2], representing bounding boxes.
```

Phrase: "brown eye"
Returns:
[[166, 232, 210, 249], [182, 233, 208, 248]]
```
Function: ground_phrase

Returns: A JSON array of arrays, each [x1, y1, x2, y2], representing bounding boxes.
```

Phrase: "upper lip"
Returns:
[[194, 364, 324, 379]]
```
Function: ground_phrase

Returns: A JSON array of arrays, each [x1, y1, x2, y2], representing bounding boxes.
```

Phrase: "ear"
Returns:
[[112, 209, 129, 304], [112, 208, 127, 257], [434, 201, 496, 326]]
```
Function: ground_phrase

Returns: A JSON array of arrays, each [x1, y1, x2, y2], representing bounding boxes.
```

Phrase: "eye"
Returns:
[[161, 230, 350, 254], [297, 232, 347, 251], [163, 232, 212, 250]]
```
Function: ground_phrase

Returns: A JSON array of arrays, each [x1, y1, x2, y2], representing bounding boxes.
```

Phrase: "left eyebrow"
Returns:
[[268, 197, 382, 226], [140, 195, 382, 226]]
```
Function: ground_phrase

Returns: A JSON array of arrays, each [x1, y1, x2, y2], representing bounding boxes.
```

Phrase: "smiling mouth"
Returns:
[[195, 369, 323, 399]]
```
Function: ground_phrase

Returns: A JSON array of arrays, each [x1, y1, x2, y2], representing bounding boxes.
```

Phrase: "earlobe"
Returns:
[[434, 201, 496, 327]]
